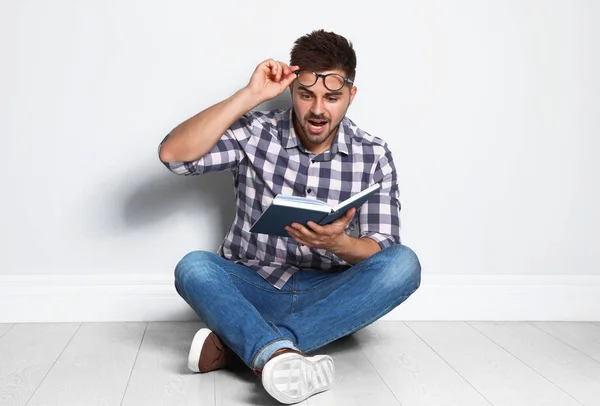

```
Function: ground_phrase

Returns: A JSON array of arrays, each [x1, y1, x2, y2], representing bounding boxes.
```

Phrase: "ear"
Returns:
[[349, 86, 357, 105]]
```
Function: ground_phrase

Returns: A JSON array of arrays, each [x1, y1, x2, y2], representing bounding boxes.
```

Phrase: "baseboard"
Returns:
[[0, 274, 598, 322]]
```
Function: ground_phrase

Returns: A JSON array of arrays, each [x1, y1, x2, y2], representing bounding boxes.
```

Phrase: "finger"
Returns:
[[285, 227, 306, 243], [268, 59, 277, 77], [306, 221, 326, 234], [275, 62, 282, 82], [281, 70, 298, 87], [288, 65, 300, 78], [259, 59, 272, 76], [280, 63, 298, 79], [277, 62, 286, 82], [343, 207, 356, 221], [281, 63, 290, 76], [288, 223, 305, 234], [333, 208, 355, 223], [279, 62, 289, 81], [329, 208, 355, 229], [290, 223, 315, 237]]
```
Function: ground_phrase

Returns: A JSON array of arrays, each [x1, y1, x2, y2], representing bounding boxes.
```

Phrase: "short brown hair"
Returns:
[[290, 30, 357, 81]]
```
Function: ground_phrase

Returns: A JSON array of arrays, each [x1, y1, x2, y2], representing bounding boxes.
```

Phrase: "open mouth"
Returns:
[[307, 119, 328, 133]]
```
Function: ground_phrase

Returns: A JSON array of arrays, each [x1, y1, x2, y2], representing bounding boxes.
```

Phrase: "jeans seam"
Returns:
[[267, 321, 281, 335], [291, 274, 297, 314], [293, 261, 372, 294], [227, 272, 291, 294]]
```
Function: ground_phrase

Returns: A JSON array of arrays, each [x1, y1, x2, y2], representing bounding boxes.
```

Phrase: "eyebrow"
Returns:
[[298, 86, 343, 97]]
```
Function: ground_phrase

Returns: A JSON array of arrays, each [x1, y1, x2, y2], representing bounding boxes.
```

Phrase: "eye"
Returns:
[[327, 97, 339, 102], [300, 93, 313, 100]]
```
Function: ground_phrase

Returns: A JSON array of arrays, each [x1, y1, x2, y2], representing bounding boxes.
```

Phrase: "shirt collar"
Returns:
[[280, 108, 352, 157]]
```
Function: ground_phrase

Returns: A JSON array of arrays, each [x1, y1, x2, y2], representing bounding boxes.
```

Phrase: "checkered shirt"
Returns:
[[158, 108, 401, 289]]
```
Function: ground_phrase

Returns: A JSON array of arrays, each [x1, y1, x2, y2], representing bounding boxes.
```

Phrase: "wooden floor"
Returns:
[[1, 321, 600, 405]]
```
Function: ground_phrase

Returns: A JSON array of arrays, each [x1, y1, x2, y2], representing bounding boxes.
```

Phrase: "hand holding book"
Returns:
[[284, 206, 357, 250], [250, 183, 381, 237]]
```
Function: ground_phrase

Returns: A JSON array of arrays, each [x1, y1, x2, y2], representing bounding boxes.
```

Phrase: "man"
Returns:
[[158, 30, 421, 404]]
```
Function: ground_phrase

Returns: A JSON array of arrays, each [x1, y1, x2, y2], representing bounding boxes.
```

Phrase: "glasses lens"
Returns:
[[297, 71, 317, 87], [324, 74, 345, 91]]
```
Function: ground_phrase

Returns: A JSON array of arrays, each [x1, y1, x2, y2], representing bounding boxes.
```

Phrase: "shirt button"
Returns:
[[307, 188, 312, 194]]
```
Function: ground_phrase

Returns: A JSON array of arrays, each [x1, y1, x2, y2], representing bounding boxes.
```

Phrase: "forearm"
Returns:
[[159, 87, 261, 163], [330, 234, 381, 265]]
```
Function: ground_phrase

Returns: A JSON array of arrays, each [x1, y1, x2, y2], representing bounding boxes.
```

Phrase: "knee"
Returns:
[[378, 244, 421, 295], [174, 250, 220, 292]]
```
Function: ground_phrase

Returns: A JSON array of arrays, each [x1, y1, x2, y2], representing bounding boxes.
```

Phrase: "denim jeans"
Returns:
[[174, 244, 421, 375]]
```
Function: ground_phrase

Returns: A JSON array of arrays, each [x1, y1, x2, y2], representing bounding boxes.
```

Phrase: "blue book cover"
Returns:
[[250, 183, 381, 237]]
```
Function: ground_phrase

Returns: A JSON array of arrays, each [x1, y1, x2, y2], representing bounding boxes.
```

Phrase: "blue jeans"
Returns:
[[174, 244, 421, 375]]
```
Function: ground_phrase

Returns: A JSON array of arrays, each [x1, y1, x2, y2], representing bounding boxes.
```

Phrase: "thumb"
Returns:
[[281, 70, 298, 88], [332, 207, 355, 227]]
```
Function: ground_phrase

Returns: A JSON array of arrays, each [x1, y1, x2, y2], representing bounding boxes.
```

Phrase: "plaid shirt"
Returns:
[[158, 108, 401, 289]]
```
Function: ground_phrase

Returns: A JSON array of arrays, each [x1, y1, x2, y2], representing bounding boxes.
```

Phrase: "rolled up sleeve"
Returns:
[[157, 112, 254, 175], [359, 146, 402, 249]]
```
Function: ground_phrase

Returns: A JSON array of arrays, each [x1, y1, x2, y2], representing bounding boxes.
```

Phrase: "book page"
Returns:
[[332, 183, 381, 212], [275, 195, 330, 206], [273, 195, 331, 212]]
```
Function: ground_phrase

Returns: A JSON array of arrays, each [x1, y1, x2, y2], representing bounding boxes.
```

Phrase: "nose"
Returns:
[[311, 97, 325, 116]]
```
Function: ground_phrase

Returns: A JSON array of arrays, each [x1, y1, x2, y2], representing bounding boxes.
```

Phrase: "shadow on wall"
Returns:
[[256, 91, 292, 112], [116, 93, 293, 250], [120, 170, 236, 248]]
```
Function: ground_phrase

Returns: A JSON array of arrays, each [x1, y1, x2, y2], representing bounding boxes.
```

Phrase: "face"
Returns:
[[289, 69, 357, 152]]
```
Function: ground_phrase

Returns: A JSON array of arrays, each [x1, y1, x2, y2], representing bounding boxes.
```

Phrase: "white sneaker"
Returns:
[[261, 351, 335, 404]]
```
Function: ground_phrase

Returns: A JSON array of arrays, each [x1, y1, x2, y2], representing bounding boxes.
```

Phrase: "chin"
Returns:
[[305, 128, 331, 145]]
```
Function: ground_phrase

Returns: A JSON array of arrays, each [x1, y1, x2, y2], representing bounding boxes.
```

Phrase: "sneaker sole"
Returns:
[[187, 328, 212, 372], [261, 353, 335, 404]]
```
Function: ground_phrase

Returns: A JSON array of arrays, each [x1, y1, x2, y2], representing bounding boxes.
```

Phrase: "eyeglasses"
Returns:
[[293, 69, 354, 91]]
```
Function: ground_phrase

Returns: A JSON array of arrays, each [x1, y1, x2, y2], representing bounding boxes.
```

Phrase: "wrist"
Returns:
[[329, 233, 353, 256], [237, 86, 264, 108]]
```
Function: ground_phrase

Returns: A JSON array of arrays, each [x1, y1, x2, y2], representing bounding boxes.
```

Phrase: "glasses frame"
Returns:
[[293, 69, 354, 91]]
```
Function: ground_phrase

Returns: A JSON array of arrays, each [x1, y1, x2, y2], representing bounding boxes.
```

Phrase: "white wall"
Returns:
[[1, 0, 599, 321]]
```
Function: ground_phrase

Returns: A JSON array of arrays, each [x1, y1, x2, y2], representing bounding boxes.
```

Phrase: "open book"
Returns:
[[250, 183, 381, 237]]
